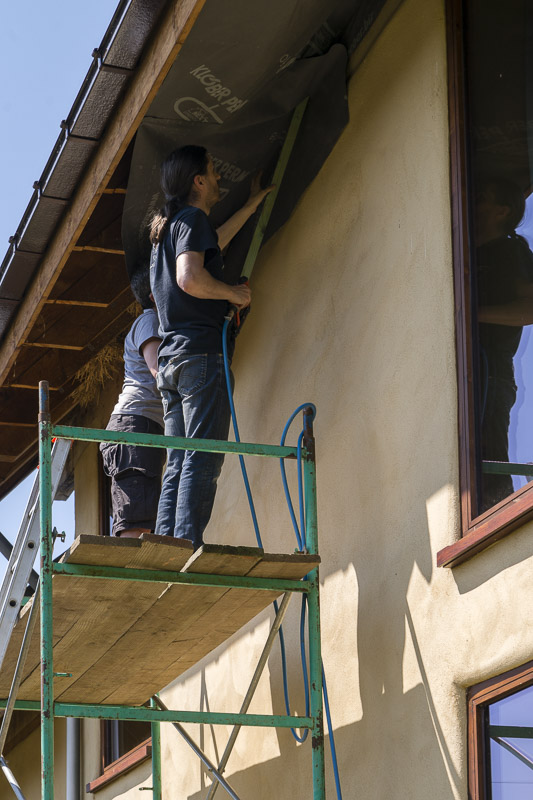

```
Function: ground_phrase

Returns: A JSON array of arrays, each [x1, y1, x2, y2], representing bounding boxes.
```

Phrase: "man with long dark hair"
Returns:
[[150, 145, 272, 548]]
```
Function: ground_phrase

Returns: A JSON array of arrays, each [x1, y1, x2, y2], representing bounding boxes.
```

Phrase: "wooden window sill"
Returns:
[[86, 739, 151, 793], [438, 484, 533, 567]]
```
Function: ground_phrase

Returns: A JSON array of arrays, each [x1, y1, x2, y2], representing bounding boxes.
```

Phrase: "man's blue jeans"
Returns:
[[155, 353, 232, 548]]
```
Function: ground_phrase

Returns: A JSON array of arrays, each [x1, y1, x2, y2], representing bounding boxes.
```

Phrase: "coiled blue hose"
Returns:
[[222, 317, 343, 799]]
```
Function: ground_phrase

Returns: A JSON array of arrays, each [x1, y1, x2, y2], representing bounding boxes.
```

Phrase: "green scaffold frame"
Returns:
[[15, 379, 324, 800]]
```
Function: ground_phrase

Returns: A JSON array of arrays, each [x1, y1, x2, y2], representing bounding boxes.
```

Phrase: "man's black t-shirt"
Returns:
[[150, 205, 233, 360]]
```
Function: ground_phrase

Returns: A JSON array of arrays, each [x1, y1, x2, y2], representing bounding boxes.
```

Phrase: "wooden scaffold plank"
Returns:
[[0, 535, 319, 707]]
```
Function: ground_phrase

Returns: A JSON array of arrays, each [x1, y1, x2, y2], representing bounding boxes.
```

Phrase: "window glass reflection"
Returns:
[[476, 180, 533, 512], [508, 199, 533, 490], [488, 685, 533, 799], [466, 0, 533, 514]]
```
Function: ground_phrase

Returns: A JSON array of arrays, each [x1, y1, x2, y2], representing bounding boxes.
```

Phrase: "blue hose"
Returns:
[[221, 320, 308, 742], [222, 317, 343, 799]]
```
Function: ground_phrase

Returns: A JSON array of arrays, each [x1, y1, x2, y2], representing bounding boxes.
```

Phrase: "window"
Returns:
[[440, 0, 533, 566], [468, 661, 533, 799], [86, 721, 152, 793], [102, 720, 152, 768]]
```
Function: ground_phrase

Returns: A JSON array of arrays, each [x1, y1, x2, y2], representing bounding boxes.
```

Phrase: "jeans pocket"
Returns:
[[156, 369, 166, 392], [100, 442, 117, 477], [178, 355, 208, 397]]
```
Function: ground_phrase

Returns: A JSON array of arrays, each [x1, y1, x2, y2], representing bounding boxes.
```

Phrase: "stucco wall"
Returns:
[[5, 0, 533, 796], [73, 380, 118, 537], [147, 0, 472, 796], [82, 0, 462, 796], [0, 721, 66, 800], [144, 0, 533, 794]]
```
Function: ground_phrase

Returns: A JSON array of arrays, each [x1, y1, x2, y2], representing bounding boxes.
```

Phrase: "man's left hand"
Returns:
[[246, 171, 275, 213]]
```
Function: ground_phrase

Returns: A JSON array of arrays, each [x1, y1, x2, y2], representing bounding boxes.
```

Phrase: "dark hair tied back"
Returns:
[[150, 145, 209, 244], [130, 265, 153, 309]]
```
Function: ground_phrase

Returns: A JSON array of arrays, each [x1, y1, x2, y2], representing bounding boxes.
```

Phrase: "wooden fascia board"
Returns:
[[0, 0, 207, 387]]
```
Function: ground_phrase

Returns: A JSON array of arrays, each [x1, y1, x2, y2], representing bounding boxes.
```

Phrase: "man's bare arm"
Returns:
[[478, 281, 533, 326], [141, 337, 162, 378], [176, 251, 251, 309], [216, 172, 274, 250]]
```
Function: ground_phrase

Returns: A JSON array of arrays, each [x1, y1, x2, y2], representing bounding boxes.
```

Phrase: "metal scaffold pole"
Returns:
[[150, 696, 162, 800], [39, 381, 54, 800], [2, 386, 325, 798], [303, 408, 325, 799]]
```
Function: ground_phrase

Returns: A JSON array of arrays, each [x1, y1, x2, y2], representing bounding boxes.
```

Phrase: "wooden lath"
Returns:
[[21, 343, 85, 352], [49, 248, 128, 307], [72, 246, 125, 255], [45, 300, 109, 308]]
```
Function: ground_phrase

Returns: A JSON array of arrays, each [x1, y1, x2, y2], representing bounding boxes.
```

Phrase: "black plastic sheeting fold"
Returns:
[[123, 0, 388, 277]]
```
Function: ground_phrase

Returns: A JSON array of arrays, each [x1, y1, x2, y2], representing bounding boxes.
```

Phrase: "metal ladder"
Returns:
[[0, 438, 70, 797]]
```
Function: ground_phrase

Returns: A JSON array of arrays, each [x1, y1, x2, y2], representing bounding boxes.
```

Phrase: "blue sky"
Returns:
[[0, 1, 118, 248], [509, 198, 533, 485], [489, 684, 533, 798], [0, 2, 119, 569]]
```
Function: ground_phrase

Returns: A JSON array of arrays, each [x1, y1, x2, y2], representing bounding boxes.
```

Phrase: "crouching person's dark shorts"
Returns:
[[100, 414, 165, 536]]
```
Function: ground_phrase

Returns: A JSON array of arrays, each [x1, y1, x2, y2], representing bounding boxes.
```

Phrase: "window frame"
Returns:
[[86, 725, 152, 794], [438, 0, 533, 568], [468, 659, 533, 799]]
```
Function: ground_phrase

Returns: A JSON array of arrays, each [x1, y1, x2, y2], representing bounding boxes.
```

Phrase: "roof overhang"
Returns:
[[0, 0, 389, 499]]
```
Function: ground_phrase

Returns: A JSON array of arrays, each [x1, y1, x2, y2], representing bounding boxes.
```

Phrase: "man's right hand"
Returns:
[[228, 283, 251, 310]]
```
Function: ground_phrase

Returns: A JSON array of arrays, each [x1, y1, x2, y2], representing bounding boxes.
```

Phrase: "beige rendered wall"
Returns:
[[141, 0, 471, 797], [119, 0, 533, 797], [74, 381, 118, 537], [6, 0, 533, 796], [0, 721, 66, 800]]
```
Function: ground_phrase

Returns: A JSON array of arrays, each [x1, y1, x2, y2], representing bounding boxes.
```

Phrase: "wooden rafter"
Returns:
[[72, 246, 125, 255], [22, 343, 85, 351], [8, 385, 60, 391], [45, 300, 109, 308]]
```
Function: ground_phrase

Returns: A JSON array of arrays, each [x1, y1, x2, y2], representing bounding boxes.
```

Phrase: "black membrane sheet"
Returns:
[[122, 0, 388, 278]]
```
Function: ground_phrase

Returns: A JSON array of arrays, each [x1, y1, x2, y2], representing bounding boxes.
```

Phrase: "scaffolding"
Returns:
[[0, 380, 324, 799]]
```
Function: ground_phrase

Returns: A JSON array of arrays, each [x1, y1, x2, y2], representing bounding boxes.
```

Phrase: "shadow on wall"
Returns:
[[452, 518, 533, 595], [183, 686, 455, 799], [177, 511, 464, 799], [336, 439, 461, 796]]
